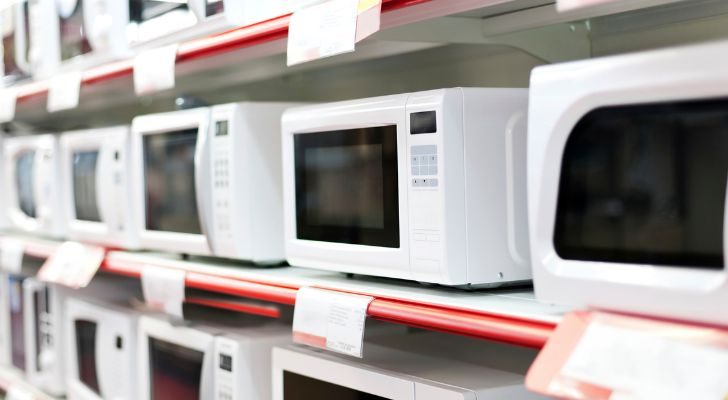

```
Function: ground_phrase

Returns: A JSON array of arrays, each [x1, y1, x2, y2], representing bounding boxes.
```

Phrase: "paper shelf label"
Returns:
[[0, 87, 17, 122], [293, 287, 373, 357], [6, 386, 34, 400], [0, 239, 24, 274], [557, 0, 621, 11], [134, 44, 178, 95], [47, 70, 82, 112], [38, 241, 105, 289], [141, 266, 186, 318], [526, 311, 728, 400]]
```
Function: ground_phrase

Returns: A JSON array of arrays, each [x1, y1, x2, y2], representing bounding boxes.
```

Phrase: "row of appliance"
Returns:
[[1, 38, 727, 327], [0, 261, 542, 400], [1, 0, 320, 83]]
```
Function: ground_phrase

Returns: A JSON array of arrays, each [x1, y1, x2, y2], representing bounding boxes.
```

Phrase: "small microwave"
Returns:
[[137, 315, 291, 400], [529, 39, 728, 325], [4, 134, 66, 238], [1, 1, 31, 85], [64, 297, 140, 400], [61, 126, 138, 249], [131, 103, 294, 262], [273, 343, 542, 399], [282, 88, 531, 287]]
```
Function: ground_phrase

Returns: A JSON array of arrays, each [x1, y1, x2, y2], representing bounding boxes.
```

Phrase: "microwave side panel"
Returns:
[[0, 273, 10, 366], [461, 88, 531, 286]]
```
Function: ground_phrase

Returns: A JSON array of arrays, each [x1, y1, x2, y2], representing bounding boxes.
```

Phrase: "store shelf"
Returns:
[[10, 235, 566, 349], [0, 368, 59, 400]]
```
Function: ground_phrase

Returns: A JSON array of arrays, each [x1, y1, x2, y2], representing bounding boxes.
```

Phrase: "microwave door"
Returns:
[[194, 118, 215, 254]]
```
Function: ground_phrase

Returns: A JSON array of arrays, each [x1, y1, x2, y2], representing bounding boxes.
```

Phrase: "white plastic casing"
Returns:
[[529, 39, 728, 325], [273, 343, 542, 400], [282, 88, 531, 287], [137, 315, 291, 400], [61, 126, 139, 249], [1, 2, 31, 81], [82, 0, 130, 59], [4, 134, 66, 238], [64, 297, 138, 400], [23, 278, 65, 397], [27, 0, 60, 78], [132, 103, 294, 263]]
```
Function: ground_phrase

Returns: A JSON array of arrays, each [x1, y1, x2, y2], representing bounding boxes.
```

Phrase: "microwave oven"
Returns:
[[1, 1, 31, 85], [4, 134, 66, 238], [282, 88, 531, 287], [61, 126, 138, 248], [64, 297, 140, 400], [273, 343, 543, 400], [528, 39, 728, 325], [131, 102, 294, 262], [137, 315, 291, 400]]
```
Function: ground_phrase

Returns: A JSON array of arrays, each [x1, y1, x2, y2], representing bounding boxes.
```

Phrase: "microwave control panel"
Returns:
[[211, 119, 235, 256], [214, 336, 239, 400]]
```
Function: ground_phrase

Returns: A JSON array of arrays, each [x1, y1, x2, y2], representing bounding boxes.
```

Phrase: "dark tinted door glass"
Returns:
[[59, 0, 91, 60], [555, 99, 728, 269], [75, 320, 101, 395], [205, 0, 224, 17], [73, 150, 101, 222], [16, 151, 36, 218], [294, 126, 399, 247], [149, 338, 204, 400], [8, 275, 25, 370], [143, 129, 202, 234], [129, 0, 190, 23], [2, 5, 27, 83], [283, 371, 390, 400]]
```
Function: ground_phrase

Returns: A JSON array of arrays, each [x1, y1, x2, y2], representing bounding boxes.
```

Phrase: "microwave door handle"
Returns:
[[194, 119, 215, 254]]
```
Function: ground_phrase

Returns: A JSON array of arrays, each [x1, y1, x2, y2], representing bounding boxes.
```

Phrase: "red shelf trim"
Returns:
[[14, 0, 429, 102]]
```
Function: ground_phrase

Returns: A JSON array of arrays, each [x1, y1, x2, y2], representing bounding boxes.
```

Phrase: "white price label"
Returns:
[[141, 266, 186, 318], [37, 241, 105, 289], [557, 0, 620, 11], [1, 239, 24, 274], [47, 70, 82, 112], [0, 87, 17, 122], [133, 44, 178, 95], [6, 386, 34, 400], [356, 0, 381, 42], [287, 0, 359, 66], [293, 287, 373, 357], [562, 320, 728, 399]]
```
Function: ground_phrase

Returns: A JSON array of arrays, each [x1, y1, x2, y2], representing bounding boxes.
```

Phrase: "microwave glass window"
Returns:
[[555, 98, 728, 268], [205, 0, 224, 17], [143, 129, 202, 234], [149, 338, 204, 400], [8, 275, 25, 370], [294, 126, 400, 248], [283, 371, 390, 400], [16, 151, 36, 218], [73, 150, 102, 222], [58, 0, 91, 61], [129, 0, 191, 23], [1, 6, 25, 82], [75, 320, 102, 395]]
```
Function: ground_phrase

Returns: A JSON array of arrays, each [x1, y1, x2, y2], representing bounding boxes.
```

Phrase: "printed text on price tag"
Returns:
[[293, 287, 373, 357], [38, 241, 105, 289]]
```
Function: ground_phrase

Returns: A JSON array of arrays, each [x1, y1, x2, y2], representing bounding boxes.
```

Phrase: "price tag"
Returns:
[[526, 311, 728, 400], [141, 266, 186, 318], [6, 385, 34, 400], [287, 0, 359, 66], [47, 70, 83, 112], [0, 239, 24, 274], [0, 87, 17, 122], [293, 287, 373, 357], [557, 0, 619, 11], [37, 241, 105, 289], [133, 44, 178, 95], [356, 0, 381, 42]]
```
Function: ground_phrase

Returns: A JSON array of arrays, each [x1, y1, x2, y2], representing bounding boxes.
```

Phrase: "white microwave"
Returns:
[[273, 343, 542, 400], [282, 88, 531, 287], [1, 1, 31, 85], [137, 315, 290, 400], [4, 134, 66, 238], [64, 297, 140, 400], [23, 278, 65, 397], [529, 39, 728, 325], [131, 102, 294, 263], [61, 126, 138, 249]]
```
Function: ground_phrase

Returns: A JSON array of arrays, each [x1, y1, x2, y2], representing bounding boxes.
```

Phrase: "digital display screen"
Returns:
[[555, 98, 728, 268], [149, 338, 204, 400], [8, 275, 26, 371], [409, 111, 437, 134], [75, 320, 101, 395], [129, 0, 190, 23], [219, 354, 232, 372], [294, 126, 400, 247], [58, 0, 91, 61], [143, 129, 202, 234], [283, 371, 390, 400], [72, 150, 101, 222], [215, 120, 228, 137], [205, 0, 225, 17], [15, 151, 36, 218]]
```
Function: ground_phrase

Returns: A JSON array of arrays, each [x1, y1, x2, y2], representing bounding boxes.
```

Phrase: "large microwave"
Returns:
[[24, 278, 65, 397], [61, 126, 138, 249], [64, 297, 140, 400], [131, 103, 294, 262], [1, 1, 31, 85], [282, 88, 531, 287], [137, 315, 291, 400], [4, 134, 66, 238], [273, 343, 542, 399], [529, 39, 728, 325]]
